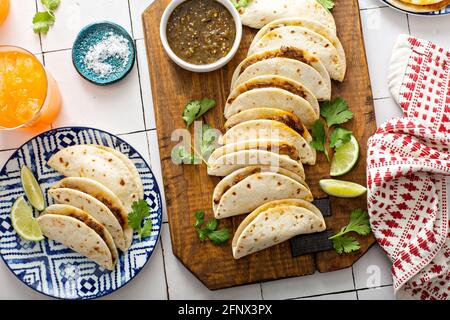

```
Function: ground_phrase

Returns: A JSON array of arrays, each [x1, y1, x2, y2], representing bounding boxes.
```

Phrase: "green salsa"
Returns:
[[167, 0, 236, 65]]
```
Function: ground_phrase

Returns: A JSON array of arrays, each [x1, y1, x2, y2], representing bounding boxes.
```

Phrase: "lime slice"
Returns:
[[330, 134, 359, 177], [319, 179, 367, 198], [11, 196, 44, 241], [21, 165, 45, 211]]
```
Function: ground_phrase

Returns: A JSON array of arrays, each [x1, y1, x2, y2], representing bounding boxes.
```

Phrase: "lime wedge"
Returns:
[[11, 196, 44, 241], [319, 179, 367, 198], [21, 165, 45, 211], [330, 134, 359, 177]]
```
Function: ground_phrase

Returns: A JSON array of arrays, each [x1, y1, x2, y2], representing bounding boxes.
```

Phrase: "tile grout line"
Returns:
[[33, 0, 44, 55], [127, 0, 136, 39], [359, 5, 388, 11], [133, 40, 149, 130], [405, 14, 412, 35], [288, 288, 359, 300], [143, 131, 170, 300], [260, 283, 264, 300]]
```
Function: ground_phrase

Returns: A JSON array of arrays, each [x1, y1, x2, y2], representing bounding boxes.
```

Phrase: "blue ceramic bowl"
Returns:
[[72, 22, 136, 86]]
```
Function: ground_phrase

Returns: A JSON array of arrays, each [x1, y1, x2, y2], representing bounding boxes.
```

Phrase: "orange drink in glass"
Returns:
[[0, 46, 62, 131], [0, 0, 9, 25]]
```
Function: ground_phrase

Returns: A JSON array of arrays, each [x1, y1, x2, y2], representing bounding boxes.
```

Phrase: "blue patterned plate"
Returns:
[[381, 0, 450, 16], [0, 127, 163, 299]]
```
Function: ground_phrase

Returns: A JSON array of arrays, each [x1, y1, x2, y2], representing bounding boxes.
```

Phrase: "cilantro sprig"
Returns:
[[172, 123, 220, 165], [310, 97, 354, 163], [329, 209, 372, 254], [231, 0, 250, 9], [33, 0, 61, 34], [182, 98, 216, 128], [128, 199, 153, 240], [317, 0, 335, 11], [194, 211, 230, 245]]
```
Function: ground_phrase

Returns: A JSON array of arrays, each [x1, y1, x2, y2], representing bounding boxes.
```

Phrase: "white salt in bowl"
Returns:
[[72, 22, 136, 85]]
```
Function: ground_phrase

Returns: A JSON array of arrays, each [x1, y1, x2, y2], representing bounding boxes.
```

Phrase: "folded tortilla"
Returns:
[[48, 145, 143, 211], [249, 18, 345, 69], [209, 139, 300, 164], [238, 0, 336, 32], [223, 88, 319, 128], [249, 26, 346, 81], [231, 47, 331, 103], [220, 119, 316, 165], [94, 145, 144, 200], [232, 199, 326, 259], [213, 167, 312, 219], [231, 58, 330, 101], [49, 187, 127, 251], [38, 204, 119, 270], [224, 108, 311, 141], [225, 75, 320, 118], [51, 177, 133, 250], [207, 149, 305, 179]]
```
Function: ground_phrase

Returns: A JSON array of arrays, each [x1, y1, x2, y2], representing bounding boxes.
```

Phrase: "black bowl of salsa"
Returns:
[[160, 0, 242, 73]]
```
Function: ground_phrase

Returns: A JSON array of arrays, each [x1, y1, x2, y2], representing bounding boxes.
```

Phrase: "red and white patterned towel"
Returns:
[[367, 34, 450, 300]]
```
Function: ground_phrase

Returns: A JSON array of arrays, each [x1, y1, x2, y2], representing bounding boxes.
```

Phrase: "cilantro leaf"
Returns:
[[329, 208, 371, 254], [201, 123, 220, 160], [42, 0, 60, 12], [171, 145, 196, 164], [310, 119, 330, 162], [231, 0, 249, 9], [194, 210, 205, 229], [317, 0, 335, 11], [207, 229, 230, 245], [193, 211, 229, 245], [182, 100, 201, 127], [128, 200, 151, 240], [139, 220, 153, 239], [33, 11, 55, 34], [330, 127, 352, 149], [345, 209, 372, 236], [197, 229, 210, 242], [197, 99, 217, 119], [182, 98, 217, 128], [332, 236, 360, 254], [320, 97, 354, 127], [205, 219, 218, 232]]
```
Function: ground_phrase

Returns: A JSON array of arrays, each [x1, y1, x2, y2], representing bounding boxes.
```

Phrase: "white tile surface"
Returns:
[[129, 0, 155, 39], [261, 268, 355, 300], [44, 49, 145, 134], [137, 39, 156, 130], [358, 286, 396, 300], [408, 15, 450, 50], [359, 0, 385, 9], [0, 149, 14, 166], [39, 0, 132, 52], [0, 126, 52, 151], [374, 97, 404, 127], [161, 224, 262, 300], [352, 244, 393, 290], [147, 130, 167, 223], [103, 242, 168, 300], [298, 291, 358, 300], [360, 7, 409, 99], [0, 0, 41, 54]]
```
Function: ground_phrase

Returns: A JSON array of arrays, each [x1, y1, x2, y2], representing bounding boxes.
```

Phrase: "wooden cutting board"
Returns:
[[142, 0, 377, 290]]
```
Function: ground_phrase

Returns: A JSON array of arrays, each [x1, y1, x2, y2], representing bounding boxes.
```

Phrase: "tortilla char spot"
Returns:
[[232, 192, 237, 196], [56, 194, 60, 199], [310, 225, 314, 230], [247, 183, 251, 189], [77, 224, 81, 228], [83, 150, 87, 155], [120, 179, 125, 186], [265, 216, 268, 221], [300, 215, 304, 218], [277, 182, 282, 186], [264, 197, 268, 201], [254, 238, 258, 242], [297, 189, 301, 194], [325, 43, 329, 48], [108, 158, 113, 162], [59, 157, 64, 164]]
